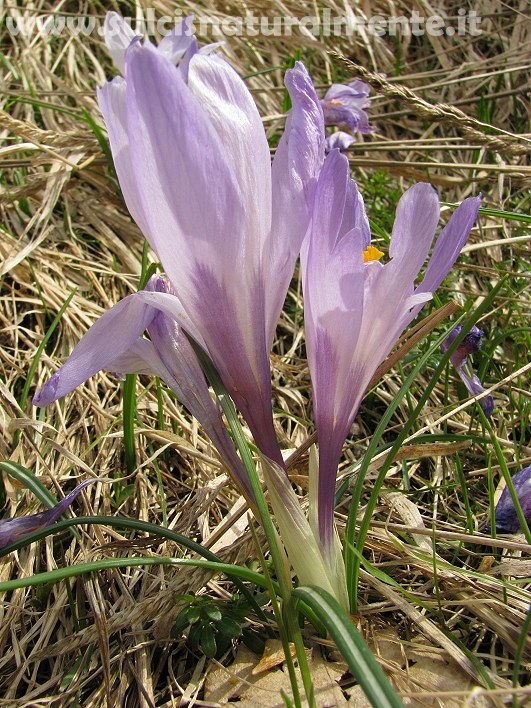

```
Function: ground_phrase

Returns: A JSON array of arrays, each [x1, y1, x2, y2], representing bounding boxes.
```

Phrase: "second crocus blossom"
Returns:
[[35, 14, 325, 470], [301, 150, 481, 553], [441, 325, 494, 417]]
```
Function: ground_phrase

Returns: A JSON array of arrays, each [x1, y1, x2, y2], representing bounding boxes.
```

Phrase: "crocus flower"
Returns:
[[34, 13, 325, 469], [321, 79, 374, 134], [325, 131, 356, 153], [0, 480, 95, 550], [484, 465, 531, 534], [301, 149, 481, 554], [441, 325, 494, 417]]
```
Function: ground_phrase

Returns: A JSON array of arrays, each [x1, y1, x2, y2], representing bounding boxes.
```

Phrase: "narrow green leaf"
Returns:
[[0, 462, 58, 509], [293, 586, 403, 708], [122, 374, 137, 473]]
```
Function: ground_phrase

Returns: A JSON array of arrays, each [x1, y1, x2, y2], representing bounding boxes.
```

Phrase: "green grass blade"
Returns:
[[0, 555, 268, 593], [0, 461, 58, 509], [122, 373, 137, 473], [0, 515, 272, 626], [293, 586, 403, 708]]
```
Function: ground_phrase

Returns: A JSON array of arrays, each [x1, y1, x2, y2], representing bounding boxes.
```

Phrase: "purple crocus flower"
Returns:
[[0, 480, 95, 550], [484, 465, 531, 534], [441, 325, 494, 417], [325, 131, 356, 153], [321, 80, 374, 134], [34, 14, 325, 469], [301, 149, 481, 553]]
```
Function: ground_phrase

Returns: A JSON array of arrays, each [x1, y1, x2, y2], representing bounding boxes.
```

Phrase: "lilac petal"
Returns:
[[0, 480, 96, 549], [124, 43, 244, 298], [389, 183, 440, 279], [187, 53, 271, 259], [418, 196, 482, 295], [455, 368, 494, 417], [97, 77, 153, 243], [268, 62, 325, 344], [325, 131, 356, 153], [33, 293, 158, 406], [158, 16, 196, 67], [103, 12, 138, 74], [324, 81, 371, 104], [33, 284, 207, 407], [485, 465, 531, 534]]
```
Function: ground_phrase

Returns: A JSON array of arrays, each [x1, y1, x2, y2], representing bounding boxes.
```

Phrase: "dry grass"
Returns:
[[0, 0, 530, 705]]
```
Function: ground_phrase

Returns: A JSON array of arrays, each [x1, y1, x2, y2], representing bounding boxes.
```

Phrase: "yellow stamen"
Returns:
[[363, 244, 385, 263]]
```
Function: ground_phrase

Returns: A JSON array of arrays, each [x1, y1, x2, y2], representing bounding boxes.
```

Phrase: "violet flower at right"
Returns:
[[301, 149, 481, 557], [484, 465, 531, 534], [440, 325, 494, 417]]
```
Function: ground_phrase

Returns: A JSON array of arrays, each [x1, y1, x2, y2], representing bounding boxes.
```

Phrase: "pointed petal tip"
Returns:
[[0, 479, 98, 550], [32, 372, 60, 407]]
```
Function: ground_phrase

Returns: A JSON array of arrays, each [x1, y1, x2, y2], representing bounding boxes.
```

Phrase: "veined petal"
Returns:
[[0, 480, 96, 549], [97, 77, 153, 242], [417, 196, 482, 295], [267, 62, 325, 344], [33, 293, 158, 406], [158, 16, 196, 67], [187, 53, 272, 259], [389, 183, 440, 277], [32, 283, 207, 407], [125, 42, 245, 292]]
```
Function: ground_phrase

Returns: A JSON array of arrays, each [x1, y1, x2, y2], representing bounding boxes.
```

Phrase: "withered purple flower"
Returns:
[[0, 480, 95, 550], [441, 324, 494, 417]]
